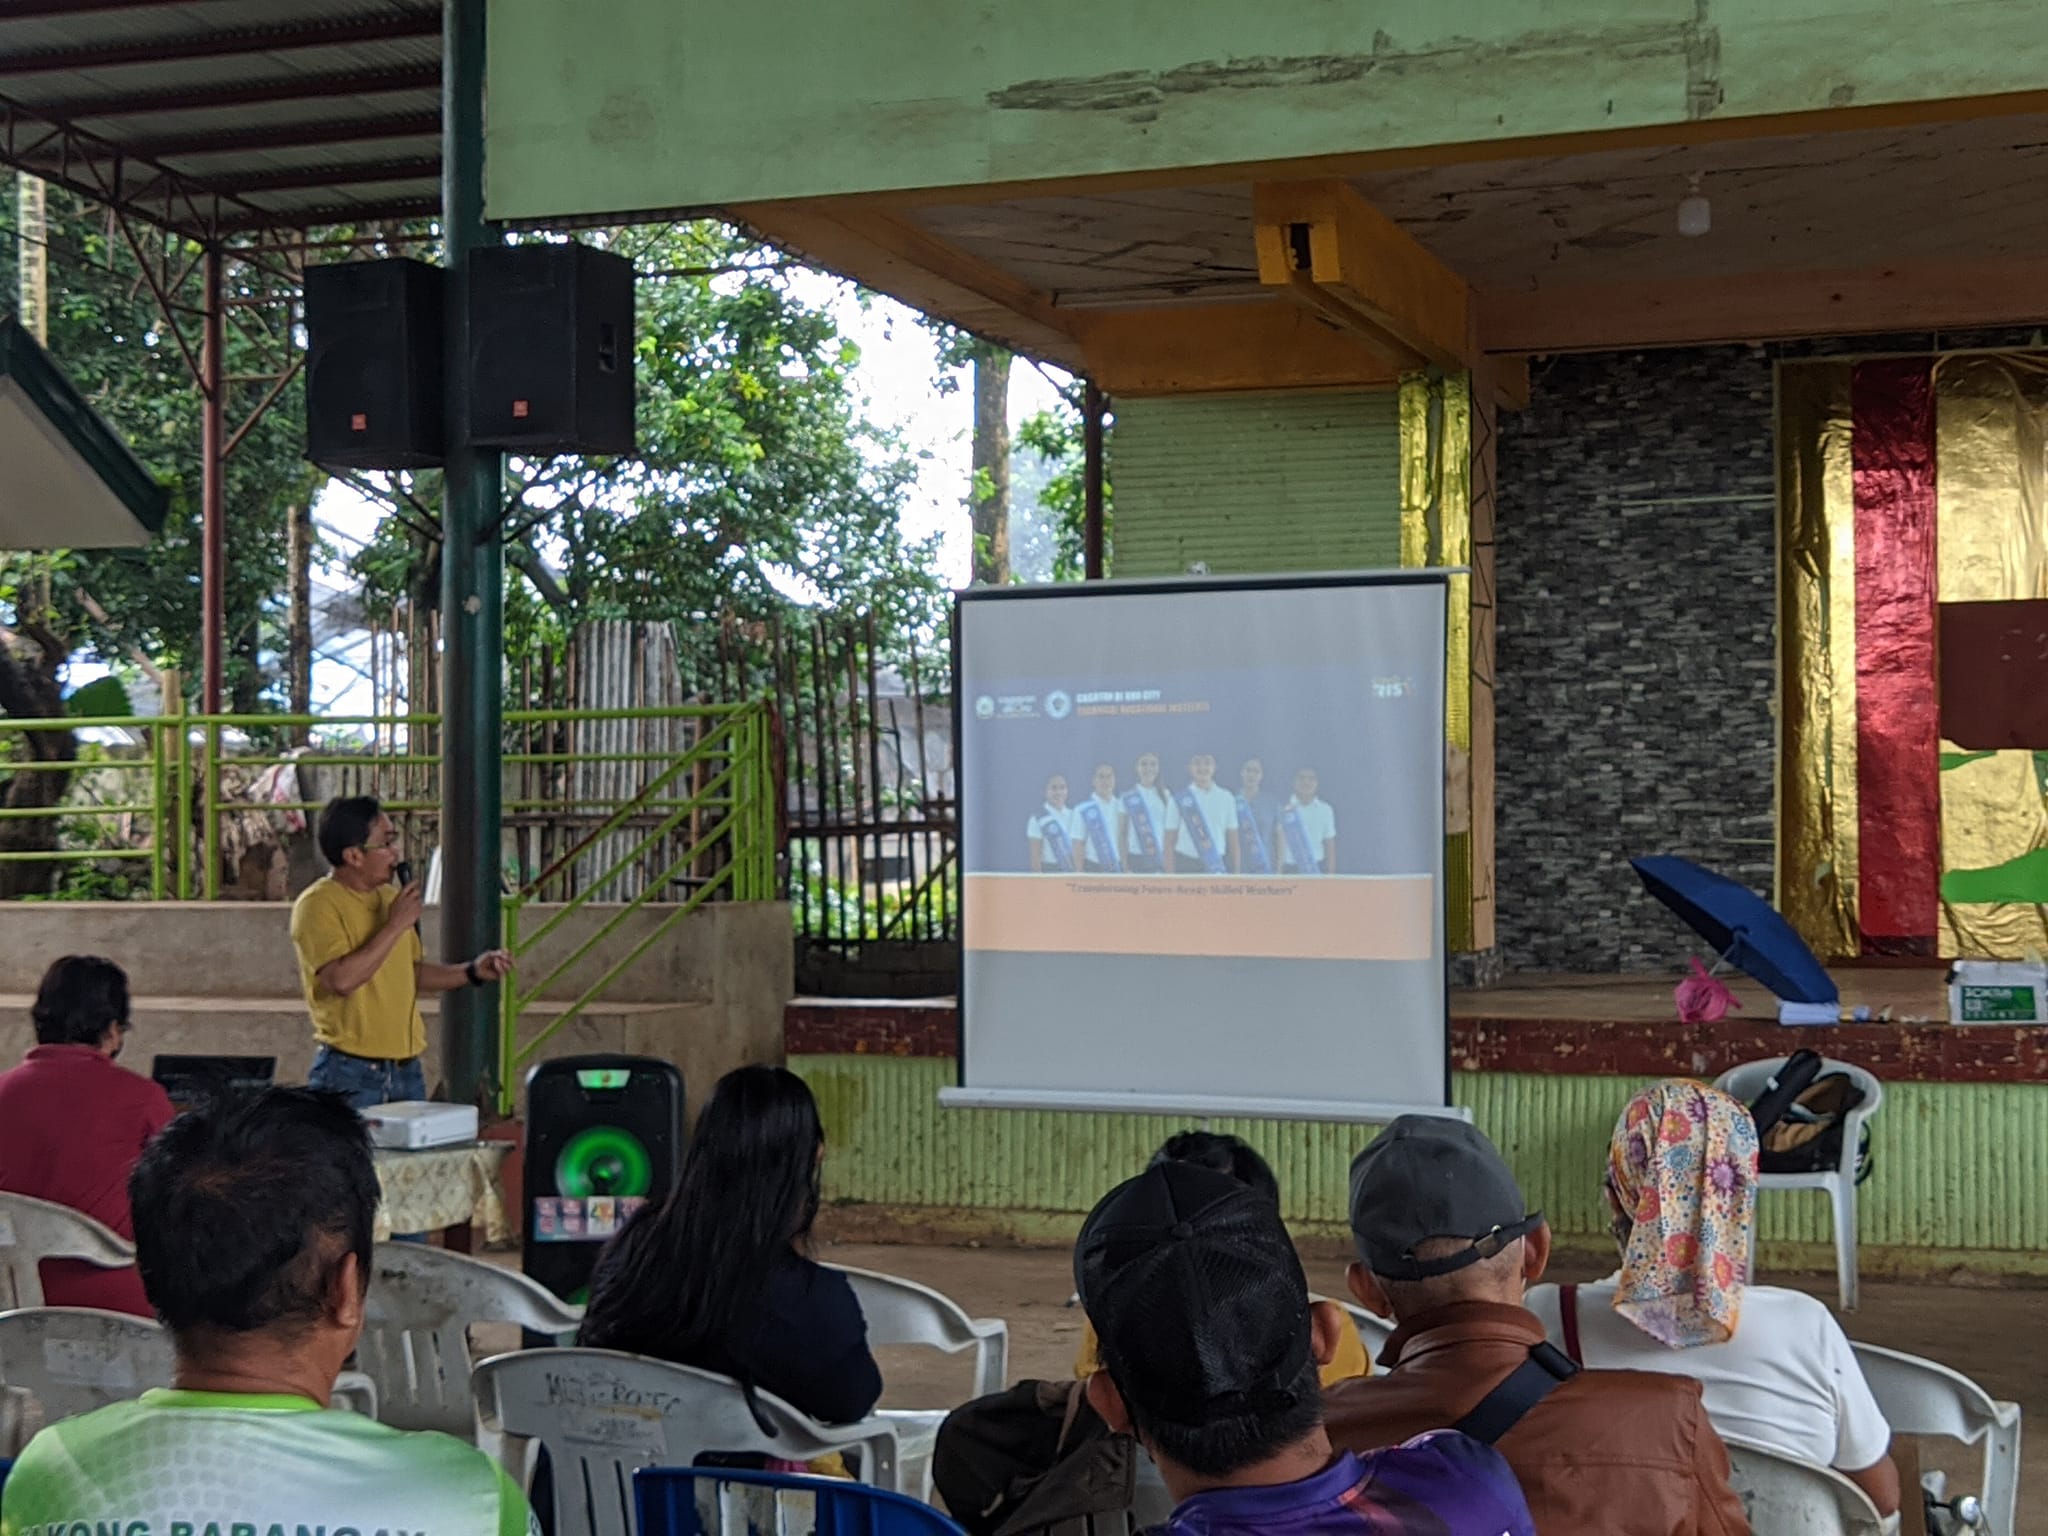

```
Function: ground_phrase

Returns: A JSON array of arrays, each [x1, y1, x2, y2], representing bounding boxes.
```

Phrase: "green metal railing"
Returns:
[[0, 698, 776, 1108], [495, 702, 773, 1112]]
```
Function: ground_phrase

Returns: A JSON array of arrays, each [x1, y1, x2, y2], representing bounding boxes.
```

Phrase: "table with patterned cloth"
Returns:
[[372, 1142, 511, 1242]]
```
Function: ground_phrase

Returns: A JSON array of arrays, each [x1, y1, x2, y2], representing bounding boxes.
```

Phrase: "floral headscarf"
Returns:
[[1603, 1079, 1759, 1349]]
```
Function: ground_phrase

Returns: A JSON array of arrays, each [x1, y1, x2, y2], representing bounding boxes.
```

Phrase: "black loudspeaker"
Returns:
[[522, 1054, 683, 1302], [303, 258, 445, 469], [468, 243, 635, 455]]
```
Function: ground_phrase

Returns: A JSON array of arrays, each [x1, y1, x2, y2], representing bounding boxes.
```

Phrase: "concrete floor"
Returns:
[[821, 1236, 2043, 1535]]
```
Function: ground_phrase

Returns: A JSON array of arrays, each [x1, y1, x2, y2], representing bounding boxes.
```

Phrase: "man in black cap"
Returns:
[[1077, 1161, 1534, 1536], [1325, 1117, 1751, 1536]]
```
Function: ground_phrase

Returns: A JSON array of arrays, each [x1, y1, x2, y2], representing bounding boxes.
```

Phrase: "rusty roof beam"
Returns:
[[21, 62, 440, 119], [201, 155, 440, 194], [210, 193, 441, 233], [0, 12, 440, 77], [111, 111, 443, 159]]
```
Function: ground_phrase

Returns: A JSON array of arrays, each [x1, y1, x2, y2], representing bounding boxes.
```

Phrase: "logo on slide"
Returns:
[[1045, 689, 1073, 720], [974, 695, 995, 719]]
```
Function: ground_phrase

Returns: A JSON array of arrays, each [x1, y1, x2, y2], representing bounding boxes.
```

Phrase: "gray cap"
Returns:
[[1348, 1116, 1542, 1280]]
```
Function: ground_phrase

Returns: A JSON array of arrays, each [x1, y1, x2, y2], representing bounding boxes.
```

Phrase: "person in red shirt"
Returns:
[[0, 955, 174, 1314]]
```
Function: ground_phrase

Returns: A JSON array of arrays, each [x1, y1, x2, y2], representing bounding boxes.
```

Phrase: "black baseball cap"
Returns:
[[1075, 1162, 1311, 1428], [1349, 1116, 1542, 1280]]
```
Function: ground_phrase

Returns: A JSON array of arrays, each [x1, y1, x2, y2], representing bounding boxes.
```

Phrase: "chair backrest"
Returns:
[[1714, 1058, 1885, 1128], [635, 1466, 965, 1536], [0, 1306, 174, 1425], [472, 1349, 902, 1536], [0, 1194, 136, 1310], [834, 1267, 1007, 1397], [1849, 1342, 2020, 1536], [358, 1241, 583, 1436], [1722, 1435, 1886, 1536]]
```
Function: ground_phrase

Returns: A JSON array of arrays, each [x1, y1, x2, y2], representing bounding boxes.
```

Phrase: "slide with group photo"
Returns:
[[954, 573, 1451, 1117]]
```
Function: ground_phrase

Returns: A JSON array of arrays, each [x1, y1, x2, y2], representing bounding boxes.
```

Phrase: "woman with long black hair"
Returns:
[[577, 1064, 881, 1426]]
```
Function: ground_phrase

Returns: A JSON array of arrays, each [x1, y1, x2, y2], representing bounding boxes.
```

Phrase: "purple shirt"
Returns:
[[1159, 1433, 1534, 1536]]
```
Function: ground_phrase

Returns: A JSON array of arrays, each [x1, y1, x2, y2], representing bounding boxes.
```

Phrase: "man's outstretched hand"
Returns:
[[469, 949, 515, 983]]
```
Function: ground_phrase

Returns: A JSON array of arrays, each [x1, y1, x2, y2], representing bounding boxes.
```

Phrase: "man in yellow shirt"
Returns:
[[291, 796, 513, 1109]]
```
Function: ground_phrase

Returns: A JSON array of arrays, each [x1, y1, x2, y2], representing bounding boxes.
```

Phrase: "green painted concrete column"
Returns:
[[440, 0, 505, 1108]]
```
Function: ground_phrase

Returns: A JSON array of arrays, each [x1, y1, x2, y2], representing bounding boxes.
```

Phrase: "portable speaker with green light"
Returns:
[[522, 1054, 682, 1302]]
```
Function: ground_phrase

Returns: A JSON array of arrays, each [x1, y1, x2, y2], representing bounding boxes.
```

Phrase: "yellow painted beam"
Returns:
[[734, 199, 1083, 366], [1073, 301, 1401, 396], [1253, 180, 1471, 372]]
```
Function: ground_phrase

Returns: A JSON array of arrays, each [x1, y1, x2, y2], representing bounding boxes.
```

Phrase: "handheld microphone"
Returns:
[[394, 859, 420, 932]]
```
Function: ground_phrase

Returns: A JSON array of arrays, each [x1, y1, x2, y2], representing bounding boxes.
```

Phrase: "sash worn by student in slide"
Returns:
[[1037, 807, 1075, 869], [1176, 788, 1227, 874], [1281, 806, 1320, 874], [1077, 799, 1121, 871], [1236, 794, 1273, 874], [1122, 787, 1164, 865]]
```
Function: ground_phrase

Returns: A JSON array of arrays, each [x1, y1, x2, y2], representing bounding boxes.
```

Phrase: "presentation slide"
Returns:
[[952, 573, 1450, 1118]]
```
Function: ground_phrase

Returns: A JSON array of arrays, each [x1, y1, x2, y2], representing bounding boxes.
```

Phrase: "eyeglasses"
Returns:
[[362, 835, 403, 852]]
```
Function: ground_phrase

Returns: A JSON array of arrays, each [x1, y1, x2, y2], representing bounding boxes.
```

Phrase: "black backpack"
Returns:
[[932, 1380, 1137, 1536], [1747, 1050, 1872, 1182]]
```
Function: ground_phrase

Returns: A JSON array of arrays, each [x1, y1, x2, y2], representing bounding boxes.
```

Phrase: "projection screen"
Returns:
[[943, 572, 1453, 1121]]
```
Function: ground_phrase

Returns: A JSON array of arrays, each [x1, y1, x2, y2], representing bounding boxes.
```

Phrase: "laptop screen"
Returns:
[[151, 1054, 277, 1107]]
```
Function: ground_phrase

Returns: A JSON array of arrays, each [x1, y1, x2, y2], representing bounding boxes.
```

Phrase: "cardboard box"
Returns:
[[1948, 961, 2048, 1025]]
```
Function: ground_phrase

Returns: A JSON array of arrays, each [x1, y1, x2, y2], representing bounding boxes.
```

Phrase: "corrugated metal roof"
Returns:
[[0, 0, 444, 238]]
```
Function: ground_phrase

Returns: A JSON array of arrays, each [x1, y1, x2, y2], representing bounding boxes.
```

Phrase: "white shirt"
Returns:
[[1025, 803, 1082, 859], [1173, 781, 1239, 861], [1122, 783, 1178, 857], [1075, 794, 1123, 865], [1525, 1276, 1892, 1472], [1278, 796, 1338, 868]]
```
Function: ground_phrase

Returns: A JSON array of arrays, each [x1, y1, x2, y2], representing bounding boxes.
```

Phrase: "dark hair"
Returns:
[[130, 1086, 377, 1338], [1149, 1131, 1281, 1207], [31, 955, 130, 1047], [578, 1065, 824, 1362], [1127, 1350, 1322, 1479], [316, 795, 383, 868]]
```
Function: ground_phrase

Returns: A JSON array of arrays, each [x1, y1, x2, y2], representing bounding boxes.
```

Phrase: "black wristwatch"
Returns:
[[465, 960, 485, 988]]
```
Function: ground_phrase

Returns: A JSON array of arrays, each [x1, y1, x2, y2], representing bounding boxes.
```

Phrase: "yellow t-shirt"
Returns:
[[290, 876, 425, 1060], [1074, 1305, 1372, 1385]]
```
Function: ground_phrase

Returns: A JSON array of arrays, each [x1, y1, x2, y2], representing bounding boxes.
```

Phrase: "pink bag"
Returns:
[[1674, 956, 1741, 1023]]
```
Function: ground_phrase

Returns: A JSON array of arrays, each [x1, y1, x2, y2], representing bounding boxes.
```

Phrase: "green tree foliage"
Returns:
[[351, 223, 944, 688], [1016, 387, 1112, 582], [0, 183, 324, 704]]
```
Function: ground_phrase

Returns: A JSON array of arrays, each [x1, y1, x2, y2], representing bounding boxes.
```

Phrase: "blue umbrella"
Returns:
[[1630, 855, 1839, 1005]]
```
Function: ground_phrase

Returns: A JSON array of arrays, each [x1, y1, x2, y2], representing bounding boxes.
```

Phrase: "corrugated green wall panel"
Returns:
[[797, 1055, 2048, 1269], [1111, 392, 1400, 578]]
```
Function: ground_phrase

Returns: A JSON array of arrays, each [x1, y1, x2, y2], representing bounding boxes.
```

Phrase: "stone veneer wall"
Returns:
[[1493, 344, 1778, 972]]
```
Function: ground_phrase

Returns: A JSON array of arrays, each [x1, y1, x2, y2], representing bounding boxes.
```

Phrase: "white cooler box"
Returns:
[[1948, 961, 2048, 1025], [363, 1101, 479, 1149]]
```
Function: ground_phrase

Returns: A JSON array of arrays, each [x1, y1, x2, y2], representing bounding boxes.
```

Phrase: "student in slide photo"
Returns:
[[1277, 768, 1338, 875], [1123, 751, 1179, 873], [1236, 757, 1280, 874], [1026, 774, 1083, 873], [1175, 753, 1240, 874], [1076, 762, 1125, 873]]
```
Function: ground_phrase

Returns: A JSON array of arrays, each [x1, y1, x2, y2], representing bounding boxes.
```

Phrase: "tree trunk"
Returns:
[[970, 348, 1012, 585], [286, 499, 313, 742], [0, 621, 76, 899]]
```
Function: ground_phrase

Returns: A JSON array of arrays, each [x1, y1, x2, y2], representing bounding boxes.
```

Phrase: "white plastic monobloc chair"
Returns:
[[1714, 1058, 1884, 1311], [835, 1266, 1008, 1399], [1852, 1342, 2020, 1536], [1723, 1434, 1887, 1536], [835, 1265, 1010, 1498], [472, 1348, 905, 1536], [0, 1305, 378, 1444], [0, 1194, 136, 1311], [359, 1241, 583, 1437], [0, 1306, 171, 1453]]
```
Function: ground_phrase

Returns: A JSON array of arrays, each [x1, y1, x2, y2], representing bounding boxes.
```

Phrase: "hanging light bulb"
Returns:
[[1677, 172, 1711, 238]]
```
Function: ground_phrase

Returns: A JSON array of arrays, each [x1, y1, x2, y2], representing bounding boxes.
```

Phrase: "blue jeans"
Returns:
[[308, 1046, 426, 1110]]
